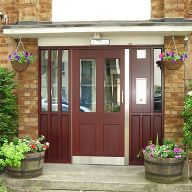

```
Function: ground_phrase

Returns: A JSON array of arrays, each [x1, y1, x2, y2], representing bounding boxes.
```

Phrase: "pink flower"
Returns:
[[148, 153, 153, 156], [159, 53, 165, 58], [174, 148, 178, 153], [175, 155, 181, 158], [142, 150, 146, 154]]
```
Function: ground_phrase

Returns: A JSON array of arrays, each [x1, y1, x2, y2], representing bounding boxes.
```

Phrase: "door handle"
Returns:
[[122, 90, 124, 104]]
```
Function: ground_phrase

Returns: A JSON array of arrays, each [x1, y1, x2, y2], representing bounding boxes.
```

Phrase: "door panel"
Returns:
[[73, 49, 124, 157]]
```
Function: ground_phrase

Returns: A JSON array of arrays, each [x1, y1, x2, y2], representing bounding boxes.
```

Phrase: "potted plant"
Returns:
[[137, 135, 186, 183], [0, 135, 49, 178], [8, 51, 37, 72], [158, 50, 187, 70]]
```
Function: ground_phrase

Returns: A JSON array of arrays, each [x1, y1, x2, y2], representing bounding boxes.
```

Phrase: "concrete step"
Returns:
[[1, 163, 192, 192]]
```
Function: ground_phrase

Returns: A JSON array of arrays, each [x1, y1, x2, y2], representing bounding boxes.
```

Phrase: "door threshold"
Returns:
[[72, 156, 125, 165]]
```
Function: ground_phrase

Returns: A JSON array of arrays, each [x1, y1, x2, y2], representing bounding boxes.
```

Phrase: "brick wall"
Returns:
[[18, 0, 52, 22], [151, 0, 192, 19], [185, 0, 192, 19], [151, 0, 164, 19], [39, 0, 52, 22], [164, 36, 186, 144]]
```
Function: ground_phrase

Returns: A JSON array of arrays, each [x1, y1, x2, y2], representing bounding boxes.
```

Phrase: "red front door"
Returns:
[[72, 49, 125, 157]]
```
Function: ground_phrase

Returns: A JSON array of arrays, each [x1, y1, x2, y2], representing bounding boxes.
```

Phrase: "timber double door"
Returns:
[[39, 46, 163, 164], [72, 49, 125, 158]]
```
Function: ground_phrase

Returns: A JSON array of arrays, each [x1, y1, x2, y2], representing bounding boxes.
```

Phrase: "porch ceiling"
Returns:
[[2, 21, 192, 39]]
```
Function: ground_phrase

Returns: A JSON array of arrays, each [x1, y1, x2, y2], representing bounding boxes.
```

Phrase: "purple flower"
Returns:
[[13, 52, 17, 55], [15, 56, 20, 60], [171, 52, 175, 57], [166, 53, 170, 56], [179, 55, 183, 61], [30, 53, 33, 55], [8, 55, 12, 59], [27, 59, 30, 63], [185, 54, 187, 58], [172, 59, 176, 63], [25, 52, 29, 57], [161, 57, 164, 61]]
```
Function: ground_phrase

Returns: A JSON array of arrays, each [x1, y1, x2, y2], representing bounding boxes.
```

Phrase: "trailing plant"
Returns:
[[181, 82, 192, 152], [159, 50, 187, 63], [8, 51, 37, 64]]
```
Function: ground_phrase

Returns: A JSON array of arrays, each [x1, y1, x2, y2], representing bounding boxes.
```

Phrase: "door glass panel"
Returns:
[[104, 59, 120, 112], [51, 50, 58, 112], [41, 50, 48, 111], [61, 50, 69, 112], [80, 59, 96, 112], [154, 49, 162, 112]]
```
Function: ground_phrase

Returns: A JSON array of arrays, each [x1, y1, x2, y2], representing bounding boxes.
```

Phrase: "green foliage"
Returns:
[[8, 52, 37, 64], [0, 179, 9, 192], [181, 82, 192, 152], [0, 135, 49, 168], [0, 139, 30, 167], [137, 137, 186, 159], [0, 67, 18, 147]]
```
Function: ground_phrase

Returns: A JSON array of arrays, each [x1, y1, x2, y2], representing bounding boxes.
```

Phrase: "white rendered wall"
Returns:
[[38, 36, 163, 46], [52, 0, 151, 22]]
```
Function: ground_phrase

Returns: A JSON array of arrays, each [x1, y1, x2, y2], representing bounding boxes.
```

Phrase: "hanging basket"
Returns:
[[11, 61, 29, 72], [163, 60, 183, 70]]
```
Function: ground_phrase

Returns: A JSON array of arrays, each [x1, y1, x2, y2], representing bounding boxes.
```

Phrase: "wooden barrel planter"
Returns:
[[144, 155, 184, 183], [7, 151, 45, 179]]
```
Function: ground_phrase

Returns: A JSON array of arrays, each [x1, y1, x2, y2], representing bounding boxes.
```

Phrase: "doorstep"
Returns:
[[0, 163, 192, 192]]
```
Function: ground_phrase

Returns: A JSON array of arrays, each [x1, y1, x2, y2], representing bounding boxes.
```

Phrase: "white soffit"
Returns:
[[3, 25, 192, 39]]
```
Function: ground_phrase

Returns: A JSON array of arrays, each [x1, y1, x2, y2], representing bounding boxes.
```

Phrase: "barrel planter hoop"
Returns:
[[144, 155, 184, 183], [7, 151, 45, 179]]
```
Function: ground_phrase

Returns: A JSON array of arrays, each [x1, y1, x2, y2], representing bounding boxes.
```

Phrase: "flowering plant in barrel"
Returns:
[[0, 135, 49, 167], [137, 135, 186, 183], [137, 137, 186, 159]]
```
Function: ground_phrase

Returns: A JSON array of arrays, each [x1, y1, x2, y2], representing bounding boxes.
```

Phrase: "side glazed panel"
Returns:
[[129, 47, 164, 165], [39, 48, 71, 163]]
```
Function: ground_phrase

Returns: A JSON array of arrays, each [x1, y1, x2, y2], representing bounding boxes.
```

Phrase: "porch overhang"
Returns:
[[2, 21, 192, 39]]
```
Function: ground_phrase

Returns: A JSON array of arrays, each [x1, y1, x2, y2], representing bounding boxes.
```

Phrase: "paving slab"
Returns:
[[0, 163, 192, 192]]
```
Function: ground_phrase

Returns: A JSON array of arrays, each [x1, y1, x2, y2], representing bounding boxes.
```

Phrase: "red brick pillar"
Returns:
[[164, 36, 185, 143], [17, 39, 38, 139]]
